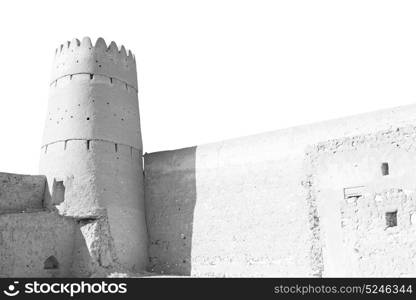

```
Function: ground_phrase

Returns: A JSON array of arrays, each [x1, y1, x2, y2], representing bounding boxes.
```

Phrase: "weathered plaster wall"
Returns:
[[144, 104, 416, 277], [71, 217, 120, 277], [308, 125, 416, 277], [145, 147, 197, 275], [0, 173, 45, 213], [39, 38, 147, 272], [0, 211, 75, 277]]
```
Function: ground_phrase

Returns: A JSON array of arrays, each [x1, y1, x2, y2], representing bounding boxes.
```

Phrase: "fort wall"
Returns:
[[144, 104, 416, 276]]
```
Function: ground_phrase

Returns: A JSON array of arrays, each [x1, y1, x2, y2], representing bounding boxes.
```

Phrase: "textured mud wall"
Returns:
[[39, 38, 147, 271], [308, 125, 416, 277], [0, 212, 75, 277], [144, 104, 416, 277], [0, 173, 46, 213], [145, 148, 197, 275]]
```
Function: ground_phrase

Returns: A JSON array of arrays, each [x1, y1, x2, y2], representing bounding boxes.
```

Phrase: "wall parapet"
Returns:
[[50, 37, 137, 90]]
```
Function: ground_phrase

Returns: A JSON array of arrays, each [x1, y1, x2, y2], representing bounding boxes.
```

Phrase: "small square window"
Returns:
[[381, 162, 389, 176], [386, 211, 397, 227]]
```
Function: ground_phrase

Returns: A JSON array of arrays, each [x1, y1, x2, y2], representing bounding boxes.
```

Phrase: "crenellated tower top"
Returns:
[[51, 37, 137, 90]]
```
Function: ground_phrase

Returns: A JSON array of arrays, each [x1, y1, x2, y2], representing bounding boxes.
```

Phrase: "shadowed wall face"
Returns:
[[144, 147, 196, 275]]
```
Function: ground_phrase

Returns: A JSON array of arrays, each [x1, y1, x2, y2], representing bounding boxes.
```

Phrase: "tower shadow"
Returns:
[[144, 146, 197, 275]]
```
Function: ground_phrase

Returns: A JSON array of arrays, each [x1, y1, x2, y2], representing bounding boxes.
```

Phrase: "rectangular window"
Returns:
[[386, 211, 397, 227]]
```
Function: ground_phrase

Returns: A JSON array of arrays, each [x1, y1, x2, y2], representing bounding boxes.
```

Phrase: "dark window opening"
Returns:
[[381, 162, 389, 176], [52, 180, 65, 204], [386, 211, 397, 228], [44, 256, 59, 270]]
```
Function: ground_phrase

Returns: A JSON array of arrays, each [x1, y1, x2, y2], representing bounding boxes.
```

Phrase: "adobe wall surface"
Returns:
[[307, 125, 416, 277], [144, 104, 416, 277], [0, 173, 46, 213], [0, 211, 76, 277]]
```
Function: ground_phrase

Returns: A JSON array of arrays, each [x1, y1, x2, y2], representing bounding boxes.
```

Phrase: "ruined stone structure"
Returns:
[[1, 37, 416, 277]]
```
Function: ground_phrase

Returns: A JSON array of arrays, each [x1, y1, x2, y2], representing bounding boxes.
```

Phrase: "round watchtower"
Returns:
[[39, 37, 147, 271]]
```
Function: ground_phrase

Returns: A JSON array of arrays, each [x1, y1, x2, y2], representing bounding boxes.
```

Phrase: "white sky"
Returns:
[[1, 0, 416, 174]]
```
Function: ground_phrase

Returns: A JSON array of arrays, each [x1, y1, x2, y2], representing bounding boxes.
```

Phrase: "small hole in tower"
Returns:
[[110, 78, 113, 84], [86, 117, 90, 121], [381, 162, 389, 176], [90, 74, 94, 80], [86, 140, 91, 150], [115, 144, 118, 152], [386, 211, 397, 228]]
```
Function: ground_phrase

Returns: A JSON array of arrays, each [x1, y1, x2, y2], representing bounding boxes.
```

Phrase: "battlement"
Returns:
[[51, 37, 137, 90]]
